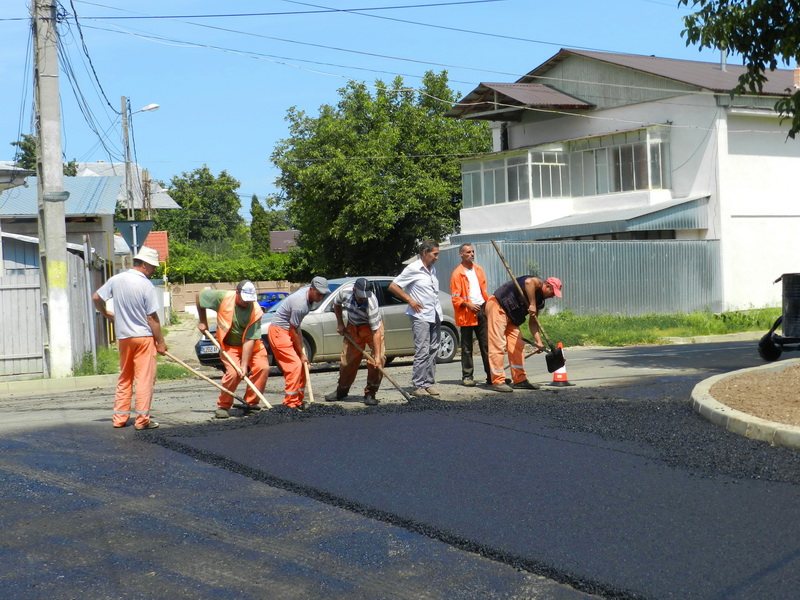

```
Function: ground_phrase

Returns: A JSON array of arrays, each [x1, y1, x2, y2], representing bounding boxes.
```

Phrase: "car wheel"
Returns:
[[758, 334, 782, 362], [436, 324, 458, 363], [303, 336, 314, 362]]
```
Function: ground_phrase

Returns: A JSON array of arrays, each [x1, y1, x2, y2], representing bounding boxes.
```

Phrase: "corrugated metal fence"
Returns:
[[438, 240, 722, 315], [1, 252, 106, 380]]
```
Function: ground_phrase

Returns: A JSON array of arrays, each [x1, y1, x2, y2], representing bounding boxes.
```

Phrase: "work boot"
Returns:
[[492, 383, 514, 393], [325, 389, 347, 402], [462, 377, 476, 387], [242, 403, 261, 412], [214, 408, 230, 419], [411, 388, 430, 397], [134, 421, 159, 430], [364, 393, 378, 406], [512, 380, 540, 390], [425, 385, 441, 396]]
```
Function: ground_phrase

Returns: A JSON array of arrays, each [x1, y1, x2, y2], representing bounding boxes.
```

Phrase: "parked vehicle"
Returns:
[[257, 292, 288, 311], [194, 276, 459, 371]]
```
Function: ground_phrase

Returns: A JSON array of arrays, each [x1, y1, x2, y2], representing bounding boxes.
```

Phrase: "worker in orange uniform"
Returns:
[[450, 243, 491, 387], [267, 277, 331, 409], [486, 276, 562, 393], [197, 280, 268, 418]]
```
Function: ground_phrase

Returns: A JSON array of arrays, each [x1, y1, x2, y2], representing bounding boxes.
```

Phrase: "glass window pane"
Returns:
[[495, 169, 505, 203], [620, 145, 634, 191], [508, 167, 519, 201], [483, 171, 495, 205], [649, 143, 662, 189], [633, 143, 648, 190], [462, 174, 472, 208], [596, 148, 609, 194]]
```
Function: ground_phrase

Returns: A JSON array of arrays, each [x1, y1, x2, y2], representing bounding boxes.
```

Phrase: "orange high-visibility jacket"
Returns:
[[450, 263, 488, 327], [215, 291, 263, 345]]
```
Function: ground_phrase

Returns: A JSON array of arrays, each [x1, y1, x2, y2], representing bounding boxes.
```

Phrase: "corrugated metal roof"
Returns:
[[451, 196, 709, 244], [76, 161, 180, 210], [0, 176, 123, 217], [446, 82, 593, 119]]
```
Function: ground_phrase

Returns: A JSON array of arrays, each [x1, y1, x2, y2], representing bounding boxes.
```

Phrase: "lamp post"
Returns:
[[120, 96, 159, 220]]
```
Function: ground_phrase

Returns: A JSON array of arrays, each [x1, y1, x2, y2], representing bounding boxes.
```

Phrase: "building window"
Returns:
[[458, 126, 670, 207]]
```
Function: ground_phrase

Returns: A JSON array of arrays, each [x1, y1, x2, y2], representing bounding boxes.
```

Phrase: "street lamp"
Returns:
[[121, 96, 159, 220]]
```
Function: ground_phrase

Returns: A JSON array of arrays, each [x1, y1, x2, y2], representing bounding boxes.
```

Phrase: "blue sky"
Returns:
[[0, 0, 724, 216]]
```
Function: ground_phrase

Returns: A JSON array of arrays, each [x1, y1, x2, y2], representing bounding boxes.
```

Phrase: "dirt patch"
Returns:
[[710, 363, 800, 427]]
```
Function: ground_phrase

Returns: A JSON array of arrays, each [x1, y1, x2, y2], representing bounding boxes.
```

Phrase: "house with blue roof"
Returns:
[[0, 175, 122, 273]]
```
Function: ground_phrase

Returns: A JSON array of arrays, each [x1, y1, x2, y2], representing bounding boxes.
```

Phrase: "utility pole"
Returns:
[[121, 95, 134, 220], [32, 0, 73, 378]]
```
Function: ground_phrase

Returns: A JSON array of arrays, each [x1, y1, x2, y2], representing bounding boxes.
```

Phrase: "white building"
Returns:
[[446, 49, 800, 313]]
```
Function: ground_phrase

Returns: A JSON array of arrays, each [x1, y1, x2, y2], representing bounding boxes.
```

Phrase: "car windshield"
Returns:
[[266, 282, 343, 314]]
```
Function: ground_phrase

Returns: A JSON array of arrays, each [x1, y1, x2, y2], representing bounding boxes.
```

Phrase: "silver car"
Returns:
[[262, 276, 459, 364]]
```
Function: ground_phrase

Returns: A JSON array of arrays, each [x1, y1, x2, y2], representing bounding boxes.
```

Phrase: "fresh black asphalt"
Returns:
[[150, 372, 800, 600]]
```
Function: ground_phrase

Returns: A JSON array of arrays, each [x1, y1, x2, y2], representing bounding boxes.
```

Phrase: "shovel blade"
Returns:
[[545, 348, 565, 373]]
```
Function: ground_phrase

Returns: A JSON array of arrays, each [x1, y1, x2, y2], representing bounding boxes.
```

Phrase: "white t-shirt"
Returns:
[[464, 267, 484, 306], [95, 269, 160, 339]]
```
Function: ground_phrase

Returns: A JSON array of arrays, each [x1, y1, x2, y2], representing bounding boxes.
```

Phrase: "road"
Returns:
[[2, 339, 799, 600]]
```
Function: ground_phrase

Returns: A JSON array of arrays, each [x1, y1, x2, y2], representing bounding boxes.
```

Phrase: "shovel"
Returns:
[[202, 330, 273, 409], [490, 240, 565, 373], [342, 331, 412, 402]]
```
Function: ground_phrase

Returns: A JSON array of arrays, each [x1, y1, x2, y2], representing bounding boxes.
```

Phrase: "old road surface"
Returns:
[[3, 339, 800, 600]]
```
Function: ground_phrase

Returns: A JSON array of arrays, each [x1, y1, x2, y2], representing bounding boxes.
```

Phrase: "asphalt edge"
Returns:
[[691, 359, 800, 451]]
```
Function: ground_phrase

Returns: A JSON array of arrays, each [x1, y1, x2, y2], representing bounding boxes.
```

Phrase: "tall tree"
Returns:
[[271, 71, 491, 276], [250, 194, 271, 258], [680, 0, 800, 137], [154, 165, 244, 243]]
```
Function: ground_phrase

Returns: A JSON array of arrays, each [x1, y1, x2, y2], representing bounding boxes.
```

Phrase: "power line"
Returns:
[[71, 0, 507, 19]]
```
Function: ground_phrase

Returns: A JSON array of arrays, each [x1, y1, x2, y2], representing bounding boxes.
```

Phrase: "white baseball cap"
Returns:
[[236, 280, 257, 302]]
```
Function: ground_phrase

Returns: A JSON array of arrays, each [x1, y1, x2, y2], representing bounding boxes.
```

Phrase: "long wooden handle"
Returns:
[[342, 330, 412, 401], [202, 330, 273, 409], [490, 240, 555, 351], [163, 351, 246, 404], [303, 357, 314, 404]]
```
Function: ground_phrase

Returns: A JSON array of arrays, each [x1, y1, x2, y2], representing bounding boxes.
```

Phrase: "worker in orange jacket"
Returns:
[[197, 280, 268, 418], [450, 243, 491, 387]]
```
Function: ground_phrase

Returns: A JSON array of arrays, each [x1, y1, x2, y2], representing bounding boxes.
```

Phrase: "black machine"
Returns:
[[758, 273, 800, 362]]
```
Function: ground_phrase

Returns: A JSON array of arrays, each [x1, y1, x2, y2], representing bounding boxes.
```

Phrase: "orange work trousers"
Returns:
[[267, 325, 305, 408], [218, 339, 268, 409], [336, 323, 384, 396], [114, 336, 157, 428], [485, 296, 528, 386]]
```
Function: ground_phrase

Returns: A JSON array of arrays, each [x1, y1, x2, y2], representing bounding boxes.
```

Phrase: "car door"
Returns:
[[374, 279, 414, 354]]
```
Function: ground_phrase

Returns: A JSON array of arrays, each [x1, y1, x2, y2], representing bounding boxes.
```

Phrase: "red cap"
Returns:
[[546, 277, 562, 298]]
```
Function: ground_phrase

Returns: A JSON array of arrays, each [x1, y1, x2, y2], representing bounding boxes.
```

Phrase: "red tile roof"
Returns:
[[143, 230, 169, 262]]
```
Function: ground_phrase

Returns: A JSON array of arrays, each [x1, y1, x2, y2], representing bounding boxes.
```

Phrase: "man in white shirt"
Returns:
[[92, 247, 167, 430], [388, 240, 444, 397]]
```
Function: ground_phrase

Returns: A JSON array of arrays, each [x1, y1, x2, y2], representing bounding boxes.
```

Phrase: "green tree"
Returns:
[[154, 165, 244, 243], [271, 70, 491, 276], [250, 194, 272, 258], [681, 0, 800, 137], [11, 133, 78, 175]]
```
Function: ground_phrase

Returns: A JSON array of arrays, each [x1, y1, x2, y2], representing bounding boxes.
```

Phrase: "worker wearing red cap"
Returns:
[[485, 276, 562, 393]]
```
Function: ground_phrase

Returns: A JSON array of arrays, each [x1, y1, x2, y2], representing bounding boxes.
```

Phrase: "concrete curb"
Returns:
[[691, 359, 800, 450], [0, 374, 118, 398]]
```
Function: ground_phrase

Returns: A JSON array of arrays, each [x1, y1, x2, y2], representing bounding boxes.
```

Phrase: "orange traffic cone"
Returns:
[[549, 342, 574, 387]]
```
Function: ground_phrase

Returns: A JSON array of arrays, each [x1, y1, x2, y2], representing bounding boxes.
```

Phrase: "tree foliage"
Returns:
[[166, 239, 295, 284], [154, 166, 244, 243], [250, 194, 271, 258], [271, 71, 491, 277], [680, 0, 800, 137], [11, 133, 78, 174]]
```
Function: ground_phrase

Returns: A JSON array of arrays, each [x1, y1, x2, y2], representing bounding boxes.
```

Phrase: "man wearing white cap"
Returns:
[[197, 279, 268, 418], [92, 246, 167, 430], [268, 276, 330, 409]]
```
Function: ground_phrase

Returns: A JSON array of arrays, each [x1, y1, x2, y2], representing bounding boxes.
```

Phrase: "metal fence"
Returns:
[[1, 251, 108, 380], [438, 240, 722, 316]]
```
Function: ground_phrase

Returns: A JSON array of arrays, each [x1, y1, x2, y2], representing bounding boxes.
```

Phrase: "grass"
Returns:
[[523, 307, 780, 348], [74, 347, 190, 380]]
